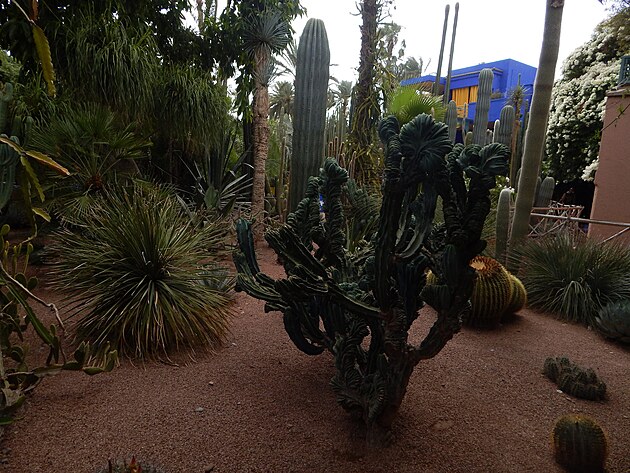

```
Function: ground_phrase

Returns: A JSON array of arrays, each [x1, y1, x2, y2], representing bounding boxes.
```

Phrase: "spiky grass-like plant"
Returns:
[[517, 232, 630, 325], [52, 184, 233, 359]]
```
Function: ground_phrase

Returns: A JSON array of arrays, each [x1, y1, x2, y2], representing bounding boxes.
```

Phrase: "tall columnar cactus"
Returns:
[[289, 19, 330, 213], [494, 188, 512, 265], [495, 105, 515, 147], [234, 113, 509, 441], [445, 100, 458, 143], [433, 5, 450, 96], [472, 69, 493, 145], [553, 414, 608, 473], [535, 176, 555, 207], [0, 82, 14, 133]]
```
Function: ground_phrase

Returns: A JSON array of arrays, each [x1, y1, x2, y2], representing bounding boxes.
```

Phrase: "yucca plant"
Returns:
[[516, 232, 630, 325], [51, 183, 233, 359]]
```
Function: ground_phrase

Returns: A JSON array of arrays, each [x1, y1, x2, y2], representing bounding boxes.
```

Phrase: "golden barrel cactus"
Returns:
[[552, 414, 608, 473], [467, 256, 512, 328]]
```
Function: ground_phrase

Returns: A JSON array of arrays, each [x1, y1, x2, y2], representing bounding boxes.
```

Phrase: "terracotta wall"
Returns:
[[588, 88, 630, 244]]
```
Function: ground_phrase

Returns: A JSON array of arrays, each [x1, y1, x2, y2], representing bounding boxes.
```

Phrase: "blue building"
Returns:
[[400, 58, 536, 127]]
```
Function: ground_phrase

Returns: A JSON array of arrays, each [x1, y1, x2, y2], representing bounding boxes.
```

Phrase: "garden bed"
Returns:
[[2, 245, 629, 473]]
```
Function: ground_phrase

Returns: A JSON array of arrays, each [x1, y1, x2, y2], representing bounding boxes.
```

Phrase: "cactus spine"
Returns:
[[495, 105, 515, 147], [553, 414, 608, 473], [535, 176, 555, 207], [494, 188, 512, 266], [472, 69, 493, 145], [445, 100, 458, 143], [289, 19, 330, 212], [0, 82, 13, 133]]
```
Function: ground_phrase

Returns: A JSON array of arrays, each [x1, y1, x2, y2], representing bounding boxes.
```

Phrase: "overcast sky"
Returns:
[[288, 0, 611, 83]]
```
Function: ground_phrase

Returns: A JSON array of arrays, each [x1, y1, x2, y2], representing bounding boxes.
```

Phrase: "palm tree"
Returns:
[[243, 9, 290, 241], [400, 57, 425, 81], [508, 0, 565, 271], [330, 79, 353, 140], [275, 38, 298, 79], [269, 80, 294, 118]]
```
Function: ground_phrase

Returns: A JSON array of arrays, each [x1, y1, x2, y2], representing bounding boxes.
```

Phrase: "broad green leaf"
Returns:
[[32, 207, 51, 222], [25, 150, 69, 176], [31, 24, 56, 97], [6, 284, 54, 346], [20, 156, 44, 202]]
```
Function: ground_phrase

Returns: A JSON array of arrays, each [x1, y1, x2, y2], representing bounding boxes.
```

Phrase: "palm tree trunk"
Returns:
[[508, 0, 564, 272], [252, 64, 271, 242]]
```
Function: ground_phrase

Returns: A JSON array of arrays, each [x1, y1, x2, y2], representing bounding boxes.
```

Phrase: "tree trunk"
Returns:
[[508, 0, 564, 273], [251, 58, 271, 242], [347, 0, 380, 189]]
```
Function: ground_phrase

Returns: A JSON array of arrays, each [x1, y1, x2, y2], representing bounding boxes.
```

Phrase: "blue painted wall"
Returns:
[[401, 58, 536, 123]]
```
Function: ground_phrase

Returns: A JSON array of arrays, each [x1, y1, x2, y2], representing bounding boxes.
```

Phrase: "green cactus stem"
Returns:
[[535, 176, 555, 207], [289, 18, 330, 213], [0, 135, 20, 210], [503, 274, 527, 317], [494, 188, 512, 266], [445, 100, 458, 143], [472, 69, 493, 145], [553, 414, 608, 473], [495, 105, 515, 147]]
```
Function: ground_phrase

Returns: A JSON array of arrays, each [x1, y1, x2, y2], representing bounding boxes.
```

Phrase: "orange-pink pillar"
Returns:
[[588, 87, 630, 244]]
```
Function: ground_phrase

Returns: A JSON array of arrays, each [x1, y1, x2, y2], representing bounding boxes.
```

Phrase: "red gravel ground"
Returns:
[[1, 245, 629, 473]]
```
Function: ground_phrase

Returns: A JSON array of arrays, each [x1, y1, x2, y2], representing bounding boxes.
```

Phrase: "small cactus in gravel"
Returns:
[[543, 357, 606, 401], [552, 414, 608, 473]]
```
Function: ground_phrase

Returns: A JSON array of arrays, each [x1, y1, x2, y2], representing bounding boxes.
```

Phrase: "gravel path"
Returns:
[[2, 246, 629, 473]]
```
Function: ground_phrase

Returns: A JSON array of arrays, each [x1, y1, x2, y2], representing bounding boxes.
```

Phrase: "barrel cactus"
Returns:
[[502, 273, 527, 318], [288, 18, 330, 213], [543, 357, 606, 401], [593, 300, 630, 344], [552, 414, 608, 473], [467, 256, 512, 328]]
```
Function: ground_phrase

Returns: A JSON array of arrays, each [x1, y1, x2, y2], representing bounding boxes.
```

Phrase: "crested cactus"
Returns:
[[535, 176, 555, 207], [594, 300, 630, 344], [288, 18, 330, 213], [495, 105, 515, 147], [552, 414, 608, 473], [467, 256, 512, 328], [445, 100, 458, 143], [543, 357, 607, 401], [0, 82, 13, 133], [234, 113, 509, 440], [494, 188, 512, 266], [472, 68, 493, 145]]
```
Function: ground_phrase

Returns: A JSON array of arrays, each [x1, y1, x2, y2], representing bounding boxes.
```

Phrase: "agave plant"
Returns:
[[594, 300, 630, 344], [517, 232, 630, 325], [51, 183, 233, 359]]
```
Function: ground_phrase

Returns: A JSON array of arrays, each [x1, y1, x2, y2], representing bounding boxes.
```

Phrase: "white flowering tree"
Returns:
[[545, 8, 630, 183]]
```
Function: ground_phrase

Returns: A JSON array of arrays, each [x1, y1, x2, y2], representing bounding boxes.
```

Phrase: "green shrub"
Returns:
[[52, 183, 233, 359], [516, 232, 630, 325]]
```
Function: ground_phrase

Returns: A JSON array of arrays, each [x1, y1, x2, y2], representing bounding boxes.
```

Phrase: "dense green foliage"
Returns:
[[51, 184, 233, 359], [517, 232, 630, 325]]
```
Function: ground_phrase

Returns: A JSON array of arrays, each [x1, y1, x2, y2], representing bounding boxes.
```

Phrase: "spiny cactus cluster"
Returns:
[[553, 414, 608, 473], [234, 113, 509, 437], [543, 357, 606, 401], [594, 300, 630, 344], [96, 457, 167, 473]]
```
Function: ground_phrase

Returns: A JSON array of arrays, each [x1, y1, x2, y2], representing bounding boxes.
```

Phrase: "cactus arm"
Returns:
[[472, 69, 493, 145]]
